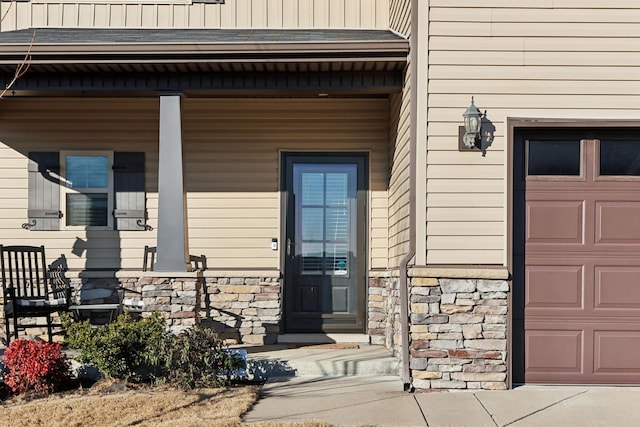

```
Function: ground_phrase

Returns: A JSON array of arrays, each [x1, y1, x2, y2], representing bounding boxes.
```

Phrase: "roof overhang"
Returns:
[[0, 28, 409, 75]]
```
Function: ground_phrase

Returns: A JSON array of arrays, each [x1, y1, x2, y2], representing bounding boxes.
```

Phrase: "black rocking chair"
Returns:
[[1, 245, 71, 343]]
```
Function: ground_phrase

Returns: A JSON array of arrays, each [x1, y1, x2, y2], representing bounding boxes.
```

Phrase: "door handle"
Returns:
[[287, 238, 295, 257]]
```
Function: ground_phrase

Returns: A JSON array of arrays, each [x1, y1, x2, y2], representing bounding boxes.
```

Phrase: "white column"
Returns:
[[154, 94, 189, 272]]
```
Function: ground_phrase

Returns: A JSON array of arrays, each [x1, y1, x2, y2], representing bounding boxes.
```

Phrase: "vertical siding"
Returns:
[[427, 1, 640, 264], [387, 0, 411, 268], [0, 97, 389, 271], [389, 0, 410, 36], [0, 0, 389, 31]]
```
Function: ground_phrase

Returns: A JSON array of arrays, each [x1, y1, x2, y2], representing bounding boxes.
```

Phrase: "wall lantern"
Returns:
[[461, 96, 484, 149]]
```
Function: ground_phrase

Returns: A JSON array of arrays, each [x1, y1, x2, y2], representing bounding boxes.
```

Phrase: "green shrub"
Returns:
[[63, 311, 168, 381], [3, 339, 72, 395], [160, 326, 245, 389]]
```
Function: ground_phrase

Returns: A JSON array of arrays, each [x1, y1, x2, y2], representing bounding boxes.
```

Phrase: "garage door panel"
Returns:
[[526, 200, 584, 244], [595, 267, 640, 311], [525, 328, 584, 375], [596, 201, 640, 244], [526, 265, 584, 309], [595, 330, 640, 376]]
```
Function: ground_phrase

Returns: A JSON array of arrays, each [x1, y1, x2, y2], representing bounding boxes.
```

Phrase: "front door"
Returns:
[[283, 154, 366, 333]]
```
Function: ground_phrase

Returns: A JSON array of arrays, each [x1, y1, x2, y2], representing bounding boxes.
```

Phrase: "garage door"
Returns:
[[524, 134, 640, 384]]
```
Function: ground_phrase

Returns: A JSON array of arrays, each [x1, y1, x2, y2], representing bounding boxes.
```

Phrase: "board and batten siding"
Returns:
[[427, 0, 640, 265], [387, 0, 410, 268], [0, 97, 389, 271], [0, 0, 389, 31]]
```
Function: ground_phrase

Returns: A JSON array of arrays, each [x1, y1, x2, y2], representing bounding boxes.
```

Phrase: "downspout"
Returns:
[[399, 0, 419, 392]]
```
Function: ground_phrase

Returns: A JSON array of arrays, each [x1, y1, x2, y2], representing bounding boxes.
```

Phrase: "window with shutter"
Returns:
[[26, 151, 147, 231]]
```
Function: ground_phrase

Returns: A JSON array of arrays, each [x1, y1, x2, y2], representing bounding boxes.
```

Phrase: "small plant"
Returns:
[[2, 339, 72, 395], [161, 326, 245, 389], [63, 311, 168, 381]]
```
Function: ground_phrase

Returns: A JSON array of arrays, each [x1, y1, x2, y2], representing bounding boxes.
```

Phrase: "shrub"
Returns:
[[161, 326, 245, 389], [3, 339, 72, 395], [63, 311, 168, 381]]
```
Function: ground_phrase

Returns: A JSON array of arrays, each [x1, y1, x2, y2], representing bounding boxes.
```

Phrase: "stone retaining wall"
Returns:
[[409, 277, 509, 390]]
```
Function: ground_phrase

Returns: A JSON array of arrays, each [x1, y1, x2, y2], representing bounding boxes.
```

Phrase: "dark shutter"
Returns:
[[27, 152, 62, 231], [113, 152, 147, 231]]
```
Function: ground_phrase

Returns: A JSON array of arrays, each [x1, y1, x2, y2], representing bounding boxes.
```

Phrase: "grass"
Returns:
[[0, 380, 331, 427]]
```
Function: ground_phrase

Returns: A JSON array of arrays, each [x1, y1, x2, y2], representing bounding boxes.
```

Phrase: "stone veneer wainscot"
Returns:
[[408, 269, 510, 391]]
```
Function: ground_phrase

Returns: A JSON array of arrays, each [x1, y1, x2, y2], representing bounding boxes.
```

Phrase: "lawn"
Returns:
[[0, 381, 330, 427]]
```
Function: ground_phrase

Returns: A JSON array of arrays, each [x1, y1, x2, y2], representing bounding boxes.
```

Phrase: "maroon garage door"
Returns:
[[522, 133, 640, 384]]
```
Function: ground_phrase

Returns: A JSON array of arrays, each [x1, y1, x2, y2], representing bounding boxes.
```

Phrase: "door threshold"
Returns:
[[278, 333, 370, 344]]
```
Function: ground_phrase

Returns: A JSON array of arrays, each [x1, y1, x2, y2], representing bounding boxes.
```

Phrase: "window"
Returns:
[[527, 140, 581, 176], [599, 140, 640, 176], [61, 153, 113, 228]]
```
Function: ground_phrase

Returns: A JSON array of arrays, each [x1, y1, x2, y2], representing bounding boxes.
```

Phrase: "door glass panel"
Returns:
[[325, 173, 348, 206], [301, 242, 323, 275], [600, 140, 640, 176], [528, 140, 581, 176], [301, 173, 324, 205], [326, 207, 348, 241], [326, 243, 349, 276], [301, 208, 323, 241], [296, 165, 355, 277]]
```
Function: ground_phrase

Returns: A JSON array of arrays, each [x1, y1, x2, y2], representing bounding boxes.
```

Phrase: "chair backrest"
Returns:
[[0, 245, 50, 299], [143, 246, 207, 272], [189, 254, 208, 271], [142, 245, 157, 272]]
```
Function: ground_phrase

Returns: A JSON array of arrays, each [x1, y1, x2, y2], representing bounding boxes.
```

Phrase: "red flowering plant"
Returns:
[[3, 339, 72, 395]]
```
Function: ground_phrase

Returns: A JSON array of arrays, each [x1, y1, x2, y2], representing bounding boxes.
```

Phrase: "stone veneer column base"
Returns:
[[408, 274, 510, 391], [368, 275, 402, 357]]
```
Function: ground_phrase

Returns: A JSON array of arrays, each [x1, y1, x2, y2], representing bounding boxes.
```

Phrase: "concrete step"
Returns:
[[244, 344, 400, 380]]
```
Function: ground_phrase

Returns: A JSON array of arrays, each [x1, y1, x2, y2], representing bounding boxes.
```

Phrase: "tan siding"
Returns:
[[0, 97, 389, 271], [388, 76, 411, 267], [1, 0, 389, 30], [386, 0, 411, 268], [183, 98, 389, 270], [0, 98, 159, 270], [428, 2, 640, 265]]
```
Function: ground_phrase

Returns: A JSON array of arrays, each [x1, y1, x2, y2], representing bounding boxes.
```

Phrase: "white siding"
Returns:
[[427, 2, 640, 265]]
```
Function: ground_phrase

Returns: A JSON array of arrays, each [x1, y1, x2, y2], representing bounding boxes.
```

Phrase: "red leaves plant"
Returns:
[[3, 339, 71, 395]]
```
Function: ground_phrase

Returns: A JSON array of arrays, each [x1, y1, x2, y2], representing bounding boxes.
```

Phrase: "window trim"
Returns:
[[60, 151, 114, 230]]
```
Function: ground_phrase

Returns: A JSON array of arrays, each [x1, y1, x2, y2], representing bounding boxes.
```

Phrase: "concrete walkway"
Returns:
[[242, 343, 640, 426], [245, 376, 640, 426]]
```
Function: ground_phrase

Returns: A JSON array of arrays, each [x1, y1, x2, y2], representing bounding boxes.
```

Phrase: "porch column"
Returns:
[[154, 94, 190, 272]]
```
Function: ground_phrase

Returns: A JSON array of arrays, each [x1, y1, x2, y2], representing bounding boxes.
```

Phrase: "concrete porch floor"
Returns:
[[243, 343, 401, 379]]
